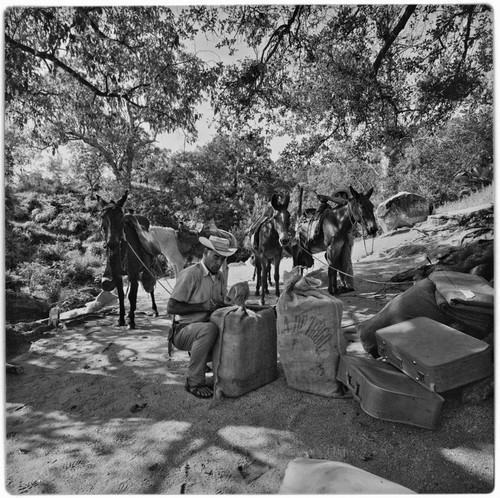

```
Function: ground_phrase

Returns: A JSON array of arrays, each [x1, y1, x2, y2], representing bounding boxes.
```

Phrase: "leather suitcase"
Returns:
[[337, 354, 444, 429], [376, 317, 493, 392]]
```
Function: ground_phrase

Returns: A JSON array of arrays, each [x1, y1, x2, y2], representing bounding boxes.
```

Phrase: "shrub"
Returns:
[[228, 224, 252, 263], [86, 241, 106, 258], [16, 261, 63, 298], [47, 212, 95, 238], [45, 281, 62, 305], [63, 251, 103, 286], [18, 222, 57, 245], [17, 191, 42, 212], [36, 242, 67, 264], [32, 204, 58, 223], [435, 184, 494, 214], [5, 226, 33, 269], [65, 261, 97, 286], [5, 271, 24, 292]]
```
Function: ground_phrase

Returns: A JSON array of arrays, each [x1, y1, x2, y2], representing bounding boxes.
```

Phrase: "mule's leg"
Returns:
[[127, 279, 139, 329], [255, 255, 262, 296], [116, 279, 126, 326], [260, 259, 267, 305], [150, 291, 159, 317], [332, 269, 339, 294], [326, 245, 341, 295], [262, 258, 270, 295], [273, 256, 281, 297], [327, 263, 336, 295], [268, 263, 273, 286], [340, 240, 354, 289]]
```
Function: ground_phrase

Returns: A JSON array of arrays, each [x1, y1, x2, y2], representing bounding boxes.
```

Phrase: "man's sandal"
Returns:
[[185, 380, 213, 399]]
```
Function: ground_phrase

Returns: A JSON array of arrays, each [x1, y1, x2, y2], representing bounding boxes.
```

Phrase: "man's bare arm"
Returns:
[[167, 298, 229, 315]]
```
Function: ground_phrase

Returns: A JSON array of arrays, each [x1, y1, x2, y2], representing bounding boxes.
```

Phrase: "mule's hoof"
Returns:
[[255, 290, 260, 296], [339, 286, 355, 294], [118, 321, 126, 327], [127, 323, 136, 330]]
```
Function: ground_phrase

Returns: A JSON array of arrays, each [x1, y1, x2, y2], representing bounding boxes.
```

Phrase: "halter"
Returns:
[[100, 202, 126, 249], [346, 197, 376, 254], [347, 198, 371, 234], [100, 202, 122, 217], [271, 209, 292, 246]]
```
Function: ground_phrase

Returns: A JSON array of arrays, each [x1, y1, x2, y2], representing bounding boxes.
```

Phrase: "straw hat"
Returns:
[[199, 235, 237, 257], [333, 188, 350, 198]]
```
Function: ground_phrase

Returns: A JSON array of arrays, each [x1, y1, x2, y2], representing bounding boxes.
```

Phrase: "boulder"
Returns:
[[5, 290, 51, 323], [376, 192, 434, 232]]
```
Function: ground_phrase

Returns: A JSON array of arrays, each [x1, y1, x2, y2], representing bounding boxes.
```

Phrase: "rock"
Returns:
[[90, 290, 118, 308], [48, 306, 61, 327], [6, 363, 24, 374], [5, 322, 55, 357], [5, 290, 50, 323], [376, 192, 434, 232], [460, 377, 494, 405]]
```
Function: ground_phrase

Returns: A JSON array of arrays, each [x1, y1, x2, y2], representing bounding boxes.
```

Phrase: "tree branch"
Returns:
[[6, 33, 144, 107], [372, 5, 417, 76], [79, 8, 141, 51], [459, 5, 475, 71], [260, 6, 304, 65]]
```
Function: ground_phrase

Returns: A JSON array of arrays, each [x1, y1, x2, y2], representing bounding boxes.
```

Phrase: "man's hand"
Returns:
[[207, 299, 230, 312]]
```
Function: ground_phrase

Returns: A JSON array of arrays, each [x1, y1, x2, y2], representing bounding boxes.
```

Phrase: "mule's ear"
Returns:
[[117, 190, 128, 207], [365, 187, 374, 199], [271, 193, 279, 210], [282, 193, 290, 209], [95, 194, 107, 208], [349, 186, 360, 199]]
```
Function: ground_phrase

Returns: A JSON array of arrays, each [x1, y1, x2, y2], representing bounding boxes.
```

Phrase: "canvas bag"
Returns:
[[210, 304, 277, 398], [276, 269, 345, 397], [279, 458, 415, 494]]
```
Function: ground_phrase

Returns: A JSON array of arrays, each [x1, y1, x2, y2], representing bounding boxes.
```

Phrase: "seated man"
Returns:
[[167, 235, 237, 399]]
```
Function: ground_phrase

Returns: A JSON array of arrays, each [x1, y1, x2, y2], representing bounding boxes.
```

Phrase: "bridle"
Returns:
[[347, 197, 374, 235], [100, 203, 125, 250], [272, 209, 292, 247]]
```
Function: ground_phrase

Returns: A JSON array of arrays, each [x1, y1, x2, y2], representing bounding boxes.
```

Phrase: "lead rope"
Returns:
[[347, 202, 374, 256], [125, 239, 175, 294], [293, 239, 410, 288]]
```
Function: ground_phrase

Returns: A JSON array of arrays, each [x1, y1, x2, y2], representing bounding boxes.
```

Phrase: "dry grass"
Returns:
[[435, 183, 495, 214]]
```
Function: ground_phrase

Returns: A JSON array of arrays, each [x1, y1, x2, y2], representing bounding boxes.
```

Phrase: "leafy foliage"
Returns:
[[385, 106, 493, 203], [5, 6, 220, 185], [211, 5, 492, 165], [133, 133, 293, 231]]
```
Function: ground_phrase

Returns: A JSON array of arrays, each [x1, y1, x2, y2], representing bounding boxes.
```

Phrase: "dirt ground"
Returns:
[[4, 212, 494, 494]]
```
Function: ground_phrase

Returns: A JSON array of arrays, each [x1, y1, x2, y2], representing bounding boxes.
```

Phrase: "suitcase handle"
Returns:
[[346, 373, 360, 397]]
